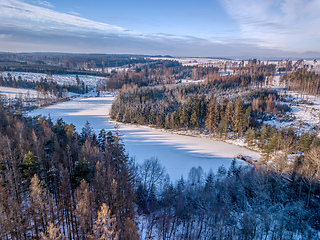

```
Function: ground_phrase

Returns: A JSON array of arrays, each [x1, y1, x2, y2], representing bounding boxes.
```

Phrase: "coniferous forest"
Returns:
[[2, 58, 320, 239], [282, 68, 320, 95], [110, 80, 282, 135], [2, 76, 320, 239], [0, 102, 138, 239], [109, 65, 320, 239], [0, 0, 320, 235]]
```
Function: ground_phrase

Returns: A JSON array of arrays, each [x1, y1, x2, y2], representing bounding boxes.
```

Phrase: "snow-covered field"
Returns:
[[0, 86, 85, 110], [28, 93, 260, 181], [0, 85, 81, 99], [0, 86, 39, 98], [0, 71, 104, 87]]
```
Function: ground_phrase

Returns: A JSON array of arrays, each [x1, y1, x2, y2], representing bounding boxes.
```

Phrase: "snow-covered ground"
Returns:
[[0, 71, 104, 87], [0, 86, 80, 99], [265, 76, 320, 134], [28, 93, 260, 181], [179, 79, 206, 84], [0, 86, 83, 110], [149, 57, 224, 66], [0, 86, 39, 98], [149, 58, 320, 72]]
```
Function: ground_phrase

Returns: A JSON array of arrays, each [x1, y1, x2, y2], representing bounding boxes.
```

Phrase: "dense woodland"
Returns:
[[1, 99, 320, 239], [0, 53, 155, 76], [137, 156, 320, 239], [0, 102, 138, 239], [2, 57, 320, 239], [110, 74, 285, 137], [109, 68, 320, 161], [107, 68, 320, 239], [282, 68, 320, 95], [104, 60, 276, 91]]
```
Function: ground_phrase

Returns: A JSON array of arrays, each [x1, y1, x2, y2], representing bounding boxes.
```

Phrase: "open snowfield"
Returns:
[[0, 86, 39, 98], [150, 57, 223, 66], [0, 86, 69, 109], [28, 93, 260, 181], [0, 71, 104, 87]]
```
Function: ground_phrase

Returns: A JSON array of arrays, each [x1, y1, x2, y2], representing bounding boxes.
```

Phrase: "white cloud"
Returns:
[[68, 11, 80, 16], [0, 0, 198, 44], [0, 0, 125, 33], [29, 0, 54, 8], [220, 0, 320, 52], [0, 0, 318, 57]]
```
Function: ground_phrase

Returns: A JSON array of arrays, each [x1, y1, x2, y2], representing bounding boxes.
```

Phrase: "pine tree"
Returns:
[[205, 96, 218, 133], [19, 151, 40, 182], [224, 100, 232, 132], [42, 222, 62, 240], [75, 179, 94, 239], [89, 203, 118, 240], [190, 110, 199, 129], [245, 128, 255, 147], [232, 98, 243, 135], [29, 174, 52, 240]]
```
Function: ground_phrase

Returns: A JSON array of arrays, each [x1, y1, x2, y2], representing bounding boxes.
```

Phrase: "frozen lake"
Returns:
[[29, 93, 260, 181]]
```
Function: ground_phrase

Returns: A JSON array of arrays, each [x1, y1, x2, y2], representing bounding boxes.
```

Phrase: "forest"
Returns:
[[0, 102, 138, 239], [2, 58, 320, 239], [1, 98, 320, 239], [108, 66, 320, 238], [281, 67, 320, 95], [103, 60, 274, 91], [110, 73, 286, 139], [0, 53, 155, 76], [109, 65, 320, 160]]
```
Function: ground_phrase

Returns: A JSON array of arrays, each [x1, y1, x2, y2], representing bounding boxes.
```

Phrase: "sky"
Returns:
[[0, 0, 320, 58]]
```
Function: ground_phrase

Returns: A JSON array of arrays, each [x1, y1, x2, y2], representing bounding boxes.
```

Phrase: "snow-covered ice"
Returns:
[[28, 93, 260, 181]]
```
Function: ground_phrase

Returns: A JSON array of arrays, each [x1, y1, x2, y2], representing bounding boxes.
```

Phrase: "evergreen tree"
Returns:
[[205, 96, 218, 133], [89, 203, 118, 240], [42, 223, 62, 240]]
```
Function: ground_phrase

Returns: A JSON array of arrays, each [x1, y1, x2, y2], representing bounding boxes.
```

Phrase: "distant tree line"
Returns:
[[103, 61, 194, 90], [0, 73, 88, 95], [104, 61, 273, 91], [0, 53, 158, 76], [282, 68, 320, 95]]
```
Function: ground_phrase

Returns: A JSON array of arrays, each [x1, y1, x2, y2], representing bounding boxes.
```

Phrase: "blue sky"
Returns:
[[0, 0, 320, 58]]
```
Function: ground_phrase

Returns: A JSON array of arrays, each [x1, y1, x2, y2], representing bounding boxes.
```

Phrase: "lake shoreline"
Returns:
[[28, 93, 261, 181]]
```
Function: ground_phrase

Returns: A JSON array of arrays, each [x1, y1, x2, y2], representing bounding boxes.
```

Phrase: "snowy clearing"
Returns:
[[266, 76, 320, 134], [0, 86, 39, 98], [0, 86, 72, 109], [0, 86, 81, 100], [28, 93, 260, 181], [0, 71, 104, 87]]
